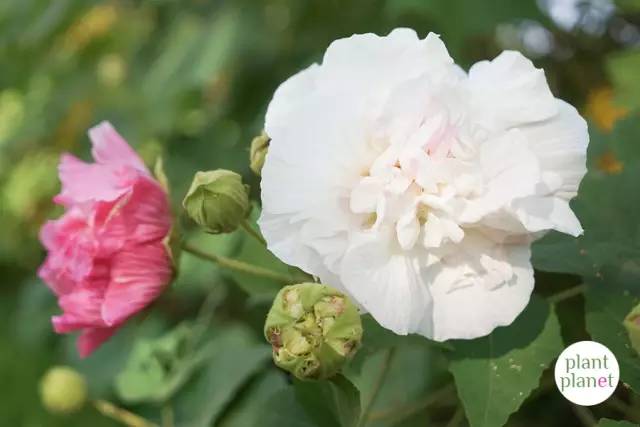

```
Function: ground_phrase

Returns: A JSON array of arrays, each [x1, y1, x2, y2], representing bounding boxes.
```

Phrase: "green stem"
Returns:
[[161, 404, 174, 427], [182, 241, 293, 284], [548, 284, 586, 304], [240, 218, 267, 246], [93, 400, 158, 427], [358, 348, 396, 427]]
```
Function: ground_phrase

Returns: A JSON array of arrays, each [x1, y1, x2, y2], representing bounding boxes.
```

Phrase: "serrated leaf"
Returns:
[[294, 375, 361, 427], [448, 296, 563, 427]]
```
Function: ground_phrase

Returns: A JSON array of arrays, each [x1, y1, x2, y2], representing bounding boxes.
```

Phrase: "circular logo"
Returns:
[[555, 341, 619, 406]]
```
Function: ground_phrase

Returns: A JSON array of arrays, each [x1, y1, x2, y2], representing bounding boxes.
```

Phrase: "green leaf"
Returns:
[[259, 386, 319, 427], [218, 370, 288, 427], [172, 324, 271, 427], [597, 419, 638, 427], [294, 375, 361, 427], [115, 324, 207, 404], [448, 296, 563, 427]]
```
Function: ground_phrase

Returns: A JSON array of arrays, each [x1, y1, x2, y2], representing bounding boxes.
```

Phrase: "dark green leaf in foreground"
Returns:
[[448, 296, 563, 427]]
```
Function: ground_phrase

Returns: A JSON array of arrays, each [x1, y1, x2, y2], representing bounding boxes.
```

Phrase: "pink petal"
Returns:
[[53, 287, 108, 332], [101, 242, 172, 326], [89, 121, 147, 173], [55, 154, 132, 206], [77, 327, 118, 358]]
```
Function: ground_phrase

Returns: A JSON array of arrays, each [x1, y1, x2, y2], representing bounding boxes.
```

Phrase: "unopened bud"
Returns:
[[264, 283, 362, 380], [39, 366, 87, 414], [182, 169, 250, 233], [249, 131, 270, 176], [625, 303, 640, 355]]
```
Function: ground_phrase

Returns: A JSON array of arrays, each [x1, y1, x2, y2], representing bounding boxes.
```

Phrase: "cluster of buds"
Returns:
[[264, 283, 362, 380]]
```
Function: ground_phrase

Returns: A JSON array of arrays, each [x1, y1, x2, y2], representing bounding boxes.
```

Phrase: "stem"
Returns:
[[368, 382, 456, 424], [358, 348, 396, 427], [161, 404, 174, 427], [548, 284, 586, 304], [445, 406, 465, 427], [240, 219, 267, 246], [93, 400, 158, 427], [181, 241, 293, 284], [571, 404, 597, 427]]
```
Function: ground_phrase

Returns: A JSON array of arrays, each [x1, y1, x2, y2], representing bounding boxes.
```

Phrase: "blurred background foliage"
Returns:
[[0, 0, 639, 425]]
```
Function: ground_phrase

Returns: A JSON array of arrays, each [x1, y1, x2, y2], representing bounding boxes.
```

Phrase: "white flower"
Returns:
[[258, 29, 588, 341]]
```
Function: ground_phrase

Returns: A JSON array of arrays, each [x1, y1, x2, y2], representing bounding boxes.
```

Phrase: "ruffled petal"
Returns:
[[89, 121, 148, 173], [339, 230, 434, 336], [429, 240, 534, 341], [468, 50, 557, 130], [101, 242, 172, 326]]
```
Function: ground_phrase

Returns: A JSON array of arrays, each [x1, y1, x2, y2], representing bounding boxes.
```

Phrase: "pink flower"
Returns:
[[38, 121, 173, 357]]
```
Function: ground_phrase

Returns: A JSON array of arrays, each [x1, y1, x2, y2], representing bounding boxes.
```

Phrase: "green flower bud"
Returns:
[[39, 366, 87, 414], [624, 303, 640, 355], [264, 283, 362, 380], [182, 169, 250, 233], [249, 131, 270, 176]]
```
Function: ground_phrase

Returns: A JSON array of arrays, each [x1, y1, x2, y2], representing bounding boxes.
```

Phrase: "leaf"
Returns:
[[218, 370, 288, 427], [294, 375, 361, 427], [115, 323, 207, 404], [597, 419, 638, 427], [171, 324, 271, 427], [259, 386, 319, 427], [448, 296, 563, 427]]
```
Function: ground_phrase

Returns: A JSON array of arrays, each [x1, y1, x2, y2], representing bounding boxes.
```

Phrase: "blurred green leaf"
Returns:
[[608, 51, 640, 110], [294, 375, 361, 427], [448, 296, 563, 427], [172, 324, 271, 427]]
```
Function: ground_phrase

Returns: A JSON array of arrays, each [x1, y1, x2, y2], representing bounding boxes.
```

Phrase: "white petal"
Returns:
[[429, 243, 534, 341], [468, 50, 557, 130], [512, 197, 583, 236], [350, 177, 383, 213], [340, 231, 434, 336], [396, 210, 420, 250]]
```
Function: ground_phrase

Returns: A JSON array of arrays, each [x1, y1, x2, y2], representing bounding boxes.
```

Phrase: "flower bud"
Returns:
[[624, 303, 640, 355], [39, 366, 87, 414], [264, 283, 362, 380], [249, 131, 270, 176], [182, 169, 250, 233]]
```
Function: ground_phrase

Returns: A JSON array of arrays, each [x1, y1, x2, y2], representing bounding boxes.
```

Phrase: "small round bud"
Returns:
[[182, 169, 250, 233], [625, 303, 640, 355], [39, 366, 87, 414], [249, 131, 270, 176], [264, 283, 362, 380]]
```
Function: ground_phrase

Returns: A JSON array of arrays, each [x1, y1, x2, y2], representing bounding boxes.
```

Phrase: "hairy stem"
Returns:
[[182, 241, 293, 284]]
